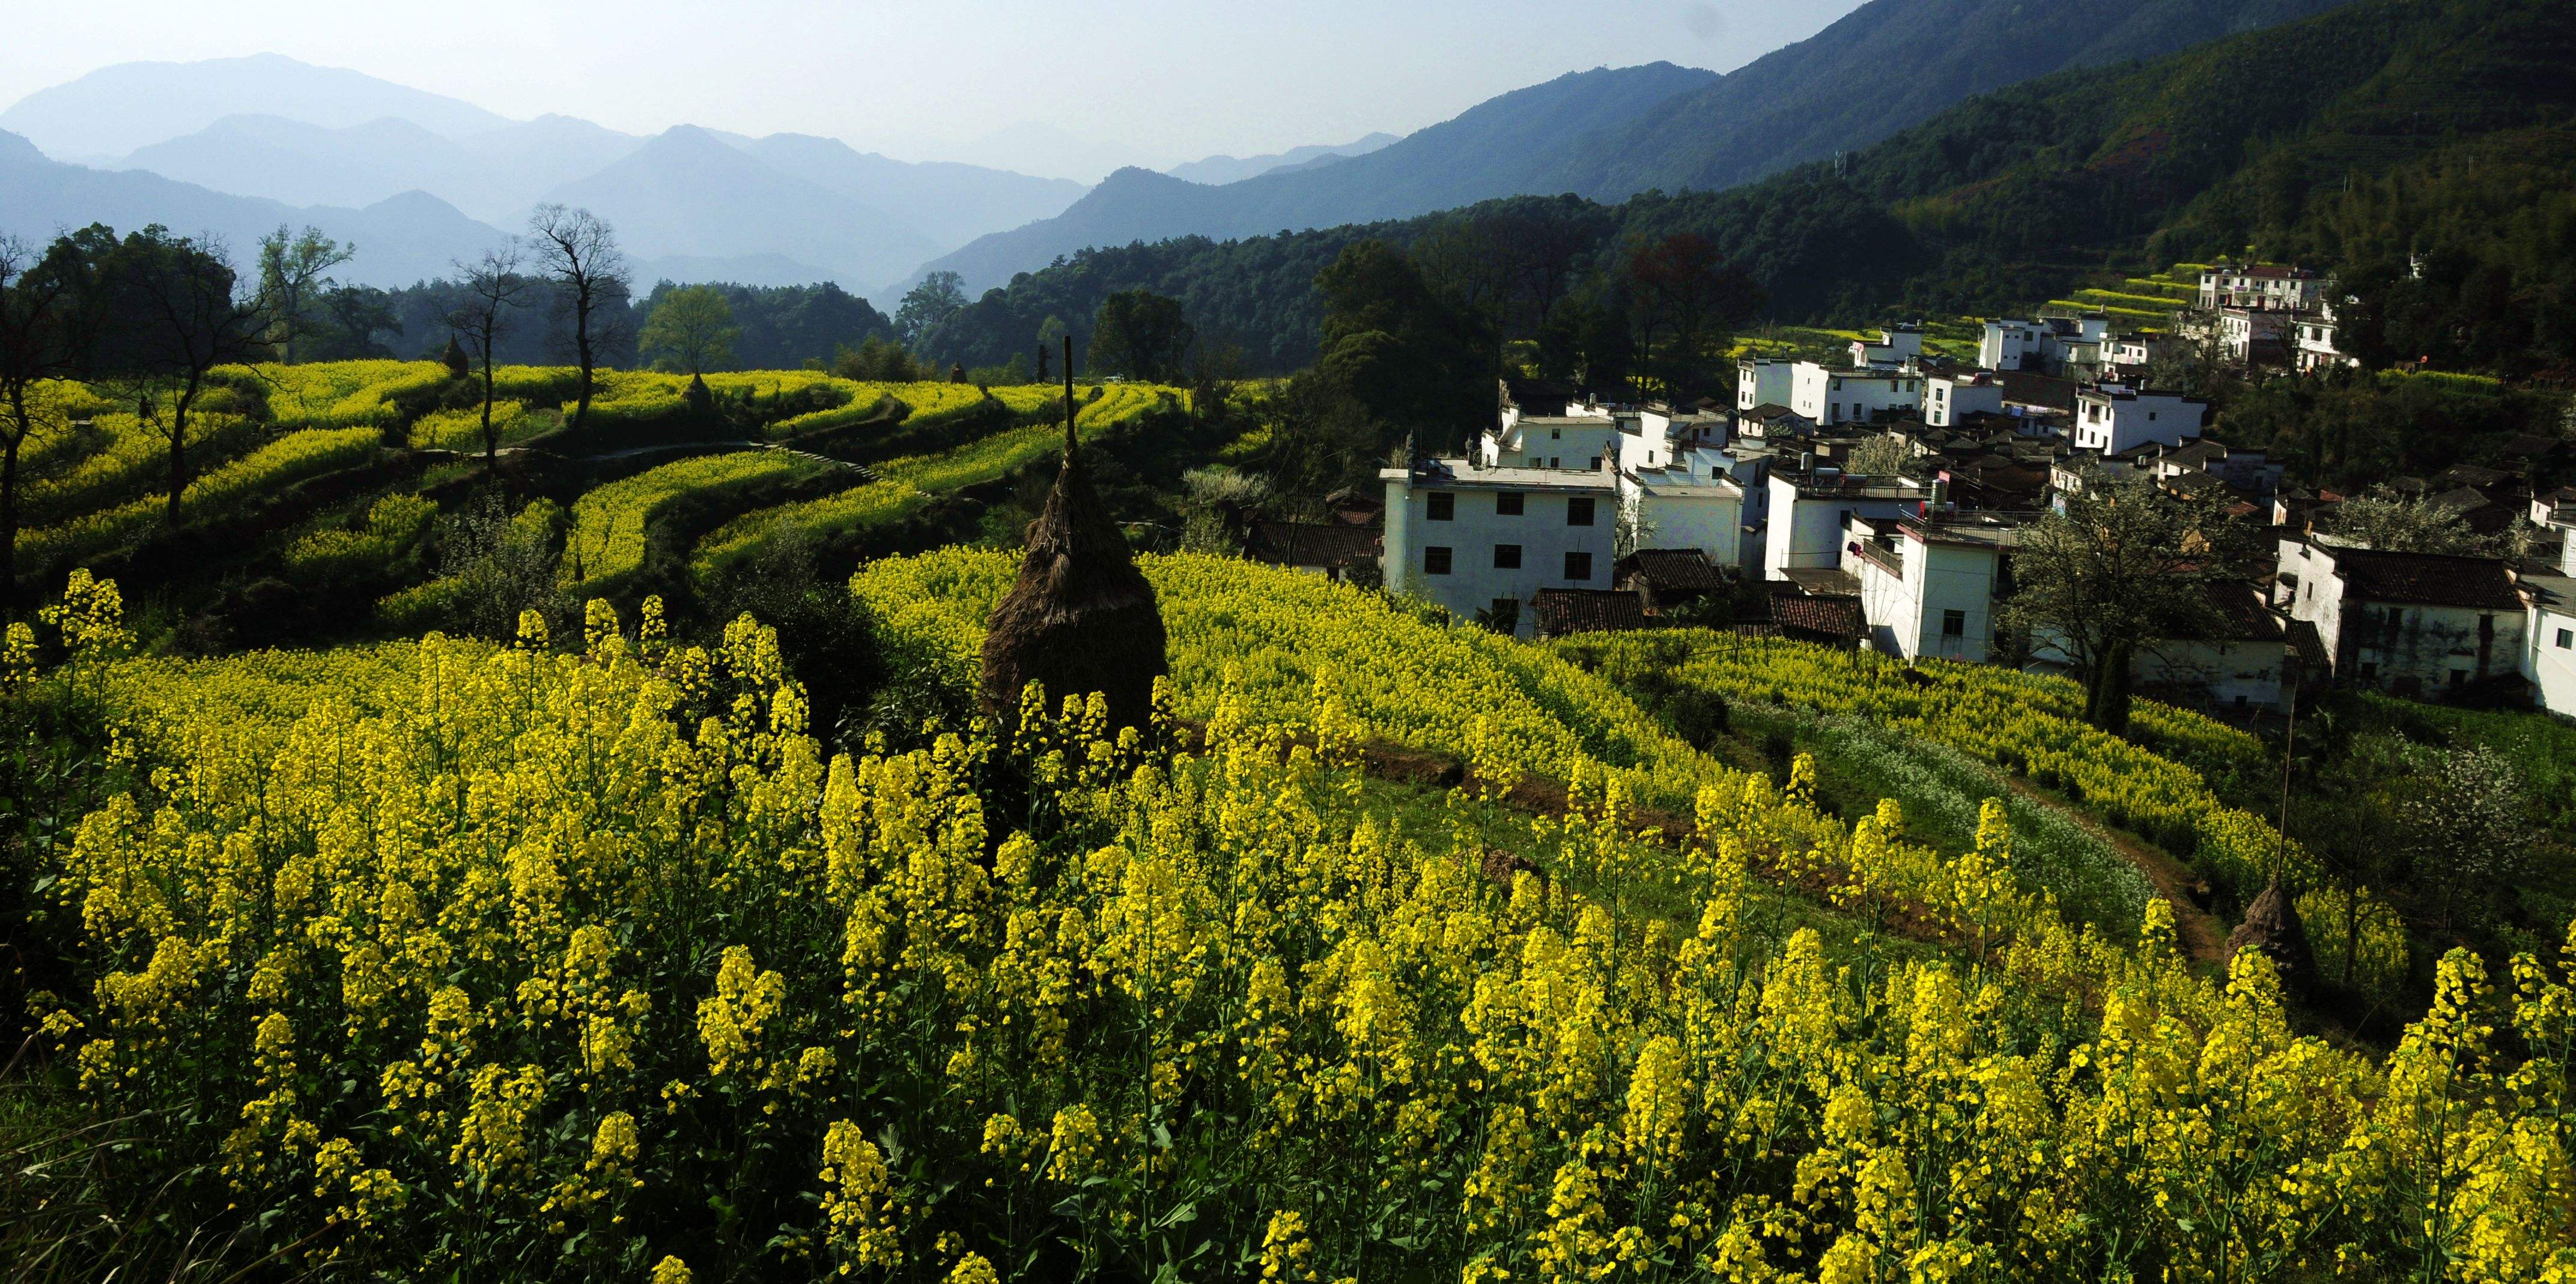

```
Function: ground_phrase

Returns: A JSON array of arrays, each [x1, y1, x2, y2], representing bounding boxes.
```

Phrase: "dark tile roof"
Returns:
[[2426, 485, 2494, 514], [2438, 464, 2518, 489], [1244, 521, 1378, 569], [2331, 546, 2524, 611], [1998, 371, 2077, 413], [2500, 434, 2565, 459], [1769, 593, 1865, 641], [1531, 589, 1649, 637], [2174, 582, 2286, 642], [1615, 547, 1727, 592]]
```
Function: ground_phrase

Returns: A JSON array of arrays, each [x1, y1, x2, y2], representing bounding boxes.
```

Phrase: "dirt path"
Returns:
[[2002, 776, 2232, 966]]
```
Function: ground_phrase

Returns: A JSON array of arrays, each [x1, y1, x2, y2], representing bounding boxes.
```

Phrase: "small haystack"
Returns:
[[978, 374, 1168, 734], [2224, 874, 2316, 994]]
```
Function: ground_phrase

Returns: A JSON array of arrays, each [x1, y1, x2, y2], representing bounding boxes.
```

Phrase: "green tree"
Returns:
[[87, 226, 273, 522], [1621, 232, 1764, 405], [1089, 289, 1194, 383], [1314, 240, 1490, 450], [895, 271, 968, 350], [1999, 473, 2250, 734], [639, 284, 741, 375], [255, 224, 354, 365], [0, 235, 85, 607], [2325, 484, 2490, 554]]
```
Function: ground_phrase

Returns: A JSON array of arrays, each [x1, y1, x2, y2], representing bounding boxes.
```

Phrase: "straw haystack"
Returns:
[[2224, 874, 2316, 994], [978, 407, 1168, 733]]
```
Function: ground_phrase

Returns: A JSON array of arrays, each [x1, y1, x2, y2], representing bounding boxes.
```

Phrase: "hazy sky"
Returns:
[[1, 0, 1870, 166]]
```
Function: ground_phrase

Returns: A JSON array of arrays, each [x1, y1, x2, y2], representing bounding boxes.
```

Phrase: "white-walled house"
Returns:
[[1382, 458, 1618, 636], [2295, 297, 2362, 374], [1842, 511, 2021, 662], [1980, 315, 2109, 374], [1848, 326, 1925, 369], [2219, 306, 2294, 366], [1922, 371, 2005, 427], [1482, 408, 1620, 471], [2275, 534, 2529, 696], [2105, 333, 2163, 375], [2198, 263, 2324, 312], [1790, 362, 1922, 428], [1620, 462, 1746, 569], [1737, 358, 1796, 413], [2072, 384, 2208, 454], [1764, 467, 1933, 582], [2518, 521, 2576, 717]]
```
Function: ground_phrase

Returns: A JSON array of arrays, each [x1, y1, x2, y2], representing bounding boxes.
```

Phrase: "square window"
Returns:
[[2557, 628, 2572, 649], [1564, 551, 1593, 581], [2450, 670, 2468, 689], [1550, 428, 1561, 440], [1567, 497, 1596, 527], [1424, 546, 1453, 575], [1496, 491, 1523, 516], [1493, 544, 1522, 569], [1427, 492, 1454, 521], [1942, 609, 1966, 637]]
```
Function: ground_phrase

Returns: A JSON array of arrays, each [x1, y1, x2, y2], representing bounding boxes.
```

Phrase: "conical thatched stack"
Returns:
[[2224, 874, 2316, 994], [979, 362, 1168, 734]]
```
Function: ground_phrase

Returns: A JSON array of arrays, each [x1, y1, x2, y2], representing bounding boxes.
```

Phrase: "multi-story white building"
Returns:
[[2219, 306, 2293, 366], [2518, 525, 2576, 716], [1789, 361, 1922, 428], [2275, 534, 2529, 696], [1736, 357, 1796, 413], [1922, 371, 2005, 427], [1848, 326, 1924, 369], [1481, 394, 1618, 470], [2198, 262, 2324, 312], [2104, 333, 2163, 376], [1763, 466, 1933, 582], [2294, 296, 2362, 374], [2071, 383, 2208, 454], [1382, 458, 1619, 635], [1842, 511, 2021, 662], [1619, 462, 1746, 569], [1980, 315, 2109, 374]]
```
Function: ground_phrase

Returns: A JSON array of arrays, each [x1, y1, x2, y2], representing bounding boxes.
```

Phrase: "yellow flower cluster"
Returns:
[[14, 574, 2576, 1281]]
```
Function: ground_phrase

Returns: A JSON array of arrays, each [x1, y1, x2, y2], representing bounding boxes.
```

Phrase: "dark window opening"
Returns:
[[1942, 609, 1966, 638], [1427, 492, 1454, 521], [1564, 551, 1593, 581], [1567, 497, 1596, 526], [1496, 491, 1523, 516], [1493, 544, 1522, 569], [1424, 546, 1453, 575]]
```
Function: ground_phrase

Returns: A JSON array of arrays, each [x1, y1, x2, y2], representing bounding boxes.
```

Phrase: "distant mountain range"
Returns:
[[1164, 134, 1400, 186], [0, 52, 510, 160], [911, 62, 1722, 297], [0, 55, 1088, 294], [0, 0, 2365, 301], [915, 0, 2355, 294]]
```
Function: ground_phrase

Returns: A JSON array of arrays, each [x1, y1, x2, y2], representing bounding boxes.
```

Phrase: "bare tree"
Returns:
[[255, 224, 355, 365], [446, 243, 528, 469], [99, 228, 271, 522], [526, 205, 629, 434], [0, 236, 80, 607]]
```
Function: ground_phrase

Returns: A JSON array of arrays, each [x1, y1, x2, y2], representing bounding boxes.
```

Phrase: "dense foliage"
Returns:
[[923, 0, 2576, 380]]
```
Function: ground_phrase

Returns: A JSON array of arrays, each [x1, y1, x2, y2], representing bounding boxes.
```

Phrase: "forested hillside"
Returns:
[[926, 0, 2576, 377]]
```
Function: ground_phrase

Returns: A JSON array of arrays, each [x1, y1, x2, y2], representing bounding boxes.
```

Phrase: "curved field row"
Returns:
[[558, 450, 826, 591], [694, 384, 1177, 574], [20, 428, 384, 567]]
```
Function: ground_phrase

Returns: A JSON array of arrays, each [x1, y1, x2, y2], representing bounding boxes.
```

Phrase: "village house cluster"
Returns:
[[1248, 270, 2574, 722]]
